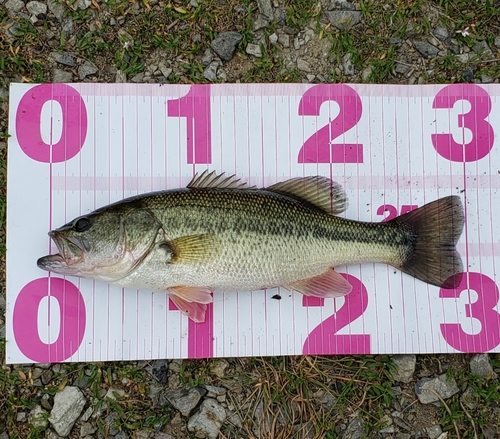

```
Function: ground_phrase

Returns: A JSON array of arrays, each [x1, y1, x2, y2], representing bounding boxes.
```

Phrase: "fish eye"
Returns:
[[74, 217, 91, 232]]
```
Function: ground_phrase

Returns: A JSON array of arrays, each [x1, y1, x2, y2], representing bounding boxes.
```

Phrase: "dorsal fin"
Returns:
[[266, 176, 348, 215], [187, 170, 254, 190]]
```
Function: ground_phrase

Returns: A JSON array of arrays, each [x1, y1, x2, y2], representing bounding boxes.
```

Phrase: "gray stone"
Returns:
[[313, 390, 337, 410], [434, 25, 449, 41], [5, 0, 23, 13], [154, 433, 176, 439], [457, 53, 472, 63], [343, 417, 365, 439], [81, 406, 93, 422], [104, 413, 120, 436], [51, 51, 76, 66], [166, 386, 206, 417], [105, 388, 125, 401], [257, 0, 273, 19], [394, 63, 412, 76], [203, 61, 219, 81], [414, 374, 459, 404], [78, 60, 98, 80], [470, 353, 496, 378], [41, 394, 53, 410], [80, 422, 96, 436], [26, 1, 47, 16], [41, 369, 53, 385], [495, 36, 500, 47], [204, 385, 227, 398], [73, 0, 91, 9], [29, 405, 48, 429], [246, 43, 262, 58], [392, 355, 416, 383], [278, 34, 290, 47], [426, 425, 443, 439], [330, 0, 356, 10], [188, 399, 227, 439], [53, 69, 73, 83], [210, 359, 229, 378], [252, 401, 272, 436], [297, 58, 311, 72], [253, 14, 269, 31], [158, 62, 172, 79], [17, 412, 27, 422], [47, 0, 65, 20], [362, 65, 374, 81], [61, 17, 75, 36], [325, 10, 362, 30], [0, 433, 9, 439], [472, 41, 494, 59], [269, 33, 278, 44], [49, 386, 86, 437], [461, 386, 477, 410], [131, 73, 144, 83], [481, 74, 494, 83], [211, 31, 243, 61], [201, 48, 213, 66], [342, 52, 355, 76], [413, 41, 439, 59], [306, 74, 316, 82]]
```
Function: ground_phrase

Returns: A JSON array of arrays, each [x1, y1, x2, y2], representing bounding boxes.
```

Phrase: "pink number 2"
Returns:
[[302, 274, 370, 354], [431, 84, 494, 162], [440, 272, 500, 352], [167, 85, 212, 164], [298, 84, 363, 164]]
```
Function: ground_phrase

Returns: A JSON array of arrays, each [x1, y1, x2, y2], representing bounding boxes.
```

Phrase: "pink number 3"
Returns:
[[298, 84, 363, 164], [440, 272, 500, 352], [432, 84, 494, 162], [302, 274, 370, 354]]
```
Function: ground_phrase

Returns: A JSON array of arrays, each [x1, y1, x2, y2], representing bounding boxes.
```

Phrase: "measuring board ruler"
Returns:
[[6, 82, 500, 364]]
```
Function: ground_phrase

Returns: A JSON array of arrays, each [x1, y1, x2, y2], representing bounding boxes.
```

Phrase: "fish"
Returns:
[[37, 171, 465, 323]]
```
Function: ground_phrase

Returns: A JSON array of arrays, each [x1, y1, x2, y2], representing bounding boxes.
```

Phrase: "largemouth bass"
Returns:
[[38, 171, 464, 322]]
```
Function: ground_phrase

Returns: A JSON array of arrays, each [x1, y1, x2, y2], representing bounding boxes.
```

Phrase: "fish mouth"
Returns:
[[37, 231, 85, 274]]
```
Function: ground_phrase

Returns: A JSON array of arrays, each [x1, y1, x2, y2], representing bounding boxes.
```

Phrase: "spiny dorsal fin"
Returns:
[[267, 176, 348, 215], [187, 170, 254, 190]]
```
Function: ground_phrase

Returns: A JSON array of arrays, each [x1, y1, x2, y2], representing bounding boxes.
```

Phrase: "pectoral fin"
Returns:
[[287, 269, 352, 298], [169, 294, 208, 323], [162, 234, 216, 264]]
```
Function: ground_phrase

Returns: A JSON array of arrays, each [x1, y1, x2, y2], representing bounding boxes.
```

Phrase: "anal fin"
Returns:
[[170, 286, 213, 304], [169, 294, 208, 323], [287, 269, 352, 298]]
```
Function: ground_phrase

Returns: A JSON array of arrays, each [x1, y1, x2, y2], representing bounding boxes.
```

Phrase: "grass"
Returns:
[[1, 0, 500, 438]]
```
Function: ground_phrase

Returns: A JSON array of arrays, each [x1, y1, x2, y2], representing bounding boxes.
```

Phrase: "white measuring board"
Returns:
[[6, 82, 500, 364]]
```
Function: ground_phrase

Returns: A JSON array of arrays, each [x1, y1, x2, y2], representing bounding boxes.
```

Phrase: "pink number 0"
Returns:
[[440, 272, 500, 352], [302, 274, 370, 354], [431, 84, 494, 162], [12, 277, 86, 362], [167, 85, 212, 164], [16, 84, 87, 163], [298, 84, 363, 164]]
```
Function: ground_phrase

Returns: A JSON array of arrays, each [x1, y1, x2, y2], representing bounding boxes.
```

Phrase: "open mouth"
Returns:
[[37, 231, 85, 272]]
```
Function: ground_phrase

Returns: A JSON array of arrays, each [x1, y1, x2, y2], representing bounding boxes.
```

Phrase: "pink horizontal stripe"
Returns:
[[51, 174, 498, 192], [56, 83, 500, 98]]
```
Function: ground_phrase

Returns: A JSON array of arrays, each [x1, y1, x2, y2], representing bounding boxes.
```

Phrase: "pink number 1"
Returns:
[[168, 299, 214, 358], [298, 84, 363, 164], [167, 85, 212, 164]]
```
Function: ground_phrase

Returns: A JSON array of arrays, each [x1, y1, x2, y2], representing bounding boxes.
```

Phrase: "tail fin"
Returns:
[[389, 196, 464, 289]]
